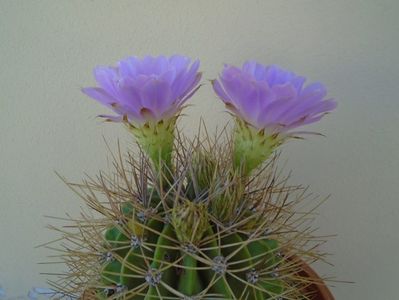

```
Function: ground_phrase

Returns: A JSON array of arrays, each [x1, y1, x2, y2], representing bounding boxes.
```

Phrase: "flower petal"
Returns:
[[140, 79, 172, 117], [212, 79, 230, 103], [93, 66, 119, 98], [81, 87, 115, 106]]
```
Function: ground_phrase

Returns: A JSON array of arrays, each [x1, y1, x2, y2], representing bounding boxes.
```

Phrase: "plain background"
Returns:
[[1, 1, 398, 299]]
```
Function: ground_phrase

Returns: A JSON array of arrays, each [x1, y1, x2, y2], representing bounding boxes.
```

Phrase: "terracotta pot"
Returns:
[[297, 259, 334, 300]]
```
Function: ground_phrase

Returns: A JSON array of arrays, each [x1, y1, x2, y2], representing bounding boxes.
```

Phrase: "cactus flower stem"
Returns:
[[128, 118, 176, 179], [233, 119, 280, 176]]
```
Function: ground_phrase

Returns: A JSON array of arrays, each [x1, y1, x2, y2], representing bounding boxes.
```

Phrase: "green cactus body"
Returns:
[[177, 254, 203, 296], [220, 233, 264, 300], [56, 123, 323, 300], [246, 238, 284, 298], [99, 210, 285, 300], [144, 223, 178, 299], [104, 226, 122, 248], [120, 239, 145, 291], [201, 227, 233, 299], [101, 259, 123, 286]]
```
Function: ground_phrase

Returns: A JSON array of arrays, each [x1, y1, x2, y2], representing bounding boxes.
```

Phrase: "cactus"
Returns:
[[47, 56, 335, 299], [48, 129, 328, 300]]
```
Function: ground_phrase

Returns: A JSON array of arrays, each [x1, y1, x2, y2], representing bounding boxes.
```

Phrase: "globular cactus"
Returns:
[[49, 132, 326, 300]]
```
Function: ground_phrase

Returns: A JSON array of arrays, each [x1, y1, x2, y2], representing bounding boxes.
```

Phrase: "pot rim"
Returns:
[[294, 256, 335, 300]]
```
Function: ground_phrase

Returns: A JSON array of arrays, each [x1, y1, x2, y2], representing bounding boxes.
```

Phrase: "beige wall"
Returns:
[[1, 1, 398, 298]]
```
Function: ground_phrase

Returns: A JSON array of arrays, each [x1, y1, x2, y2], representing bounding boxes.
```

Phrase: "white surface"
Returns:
[[1, 1, 398, 299]]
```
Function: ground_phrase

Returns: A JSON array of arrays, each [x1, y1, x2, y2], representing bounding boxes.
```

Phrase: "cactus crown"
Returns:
[[48, 126, 328, 300]]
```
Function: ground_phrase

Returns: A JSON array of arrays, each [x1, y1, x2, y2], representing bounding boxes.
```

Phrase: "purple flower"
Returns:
[[82, 55, 201, 125], [213, 61, 336, 135]]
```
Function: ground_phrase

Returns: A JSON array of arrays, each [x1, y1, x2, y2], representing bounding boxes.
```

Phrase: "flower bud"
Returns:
[[172, 200, 208, 245]]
